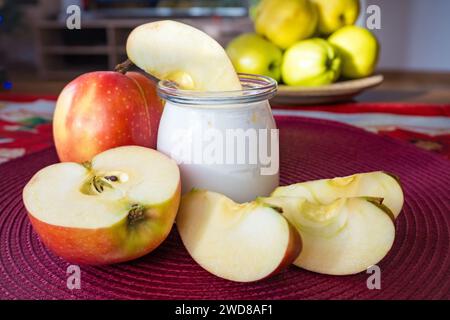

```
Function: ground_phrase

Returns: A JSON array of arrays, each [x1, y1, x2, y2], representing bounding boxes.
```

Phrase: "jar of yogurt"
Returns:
[[157, 74, 279, 203]]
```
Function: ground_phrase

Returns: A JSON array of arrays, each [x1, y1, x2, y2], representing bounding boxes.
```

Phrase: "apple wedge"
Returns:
[[272, 171, 404, 218], [23, 146, 181, 265], [126, 20, 242, 91], [259, 196, 396, 275], [176, 190, 302, 282]]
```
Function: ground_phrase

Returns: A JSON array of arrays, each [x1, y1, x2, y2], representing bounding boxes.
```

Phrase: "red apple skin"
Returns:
[[27, 182, 180, 265], [266, 221, 302, 280], [126, 71, 164, 146], [53, 71, 164, 163]]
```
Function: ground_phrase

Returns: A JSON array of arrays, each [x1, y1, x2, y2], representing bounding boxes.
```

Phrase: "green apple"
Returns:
[[328, 25, 379, 79], [254, 0, 318, 49], [226, 33, 283, 82], [312, 0, 360, 35], [249, 0, 261, 21], [281, 38, 342, 86]]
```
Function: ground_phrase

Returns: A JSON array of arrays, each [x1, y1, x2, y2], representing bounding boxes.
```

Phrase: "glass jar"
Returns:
[[157, 74, 279, 203]]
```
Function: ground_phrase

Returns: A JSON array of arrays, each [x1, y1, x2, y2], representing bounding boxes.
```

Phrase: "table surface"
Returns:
[[1, 70, 449, 164], [3, 70, 450, 104], [0, 71, 449, 299], [2, 117, 449, 299]]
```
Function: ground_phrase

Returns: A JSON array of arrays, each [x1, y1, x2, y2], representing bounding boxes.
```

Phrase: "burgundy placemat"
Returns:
[[1, 116, 449, 300]]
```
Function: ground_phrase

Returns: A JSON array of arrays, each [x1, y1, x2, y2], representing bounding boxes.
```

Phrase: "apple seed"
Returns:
[[91, 176, 113, 194]]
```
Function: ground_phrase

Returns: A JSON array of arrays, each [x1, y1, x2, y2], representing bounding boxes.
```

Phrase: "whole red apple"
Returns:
[[53, 71, 163, 163]]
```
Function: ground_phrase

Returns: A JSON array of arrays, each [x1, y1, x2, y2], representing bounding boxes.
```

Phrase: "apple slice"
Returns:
[[259, 196, 395, 275], [176, 190, 302, 282], [23, 146, 181, 265], [272, 171, 404, 218], [126, 20, 242, 91]]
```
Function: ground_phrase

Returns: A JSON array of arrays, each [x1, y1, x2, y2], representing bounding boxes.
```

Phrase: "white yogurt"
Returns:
[[157, 74, 279, 203]]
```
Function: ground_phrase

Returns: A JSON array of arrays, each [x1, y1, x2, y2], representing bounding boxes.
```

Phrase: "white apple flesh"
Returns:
[[23, 146, 181, 265], [176, 190, 302, 282], [126, 20, 242, 91], [272, 171, 404, 218], [259, 196, 396, 275]]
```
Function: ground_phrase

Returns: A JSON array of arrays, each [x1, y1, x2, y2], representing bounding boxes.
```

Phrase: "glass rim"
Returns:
[[157, 73, 278, 105]]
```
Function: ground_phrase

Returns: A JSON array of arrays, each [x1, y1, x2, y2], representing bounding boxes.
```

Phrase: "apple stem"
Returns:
[[81, 161, 92, 170], [115, 59, 133, 74]]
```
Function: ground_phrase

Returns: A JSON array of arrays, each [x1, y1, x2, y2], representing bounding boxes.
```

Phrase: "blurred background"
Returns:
[[0, 0, 449, 163], [0, 0, 449, 102]]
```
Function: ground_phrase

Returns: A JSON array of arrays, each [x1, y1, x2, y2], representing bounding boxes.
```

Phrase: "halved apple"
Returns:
[[272, 171, 404, 218], [259, 196, 395, 275], [23, 146, 181, 265], [126, 20, 242, 91], [176, 190, 302, 282]]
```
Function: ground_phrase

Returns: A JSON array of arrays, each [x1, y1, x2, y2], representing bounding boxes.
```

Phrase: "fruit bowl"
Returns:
[[271, 75, 384, 106]]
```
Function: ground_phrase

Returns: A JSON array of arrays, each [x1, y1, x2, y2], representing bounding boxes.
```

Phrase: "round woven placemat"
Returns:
[[1, 116, 449, 300]]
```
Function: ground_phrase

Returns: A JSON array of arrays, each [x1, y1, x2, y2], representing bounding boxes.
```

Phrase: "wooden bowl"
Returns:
[[271, 75, 384, 106]]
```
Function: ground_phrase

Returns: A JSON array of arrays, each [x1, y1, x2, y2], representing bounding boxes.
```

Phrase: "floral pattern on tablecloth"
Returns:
[[273, 104, 450, 159], [0, 96, 449, 164], [0, 99, 54, 163]]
